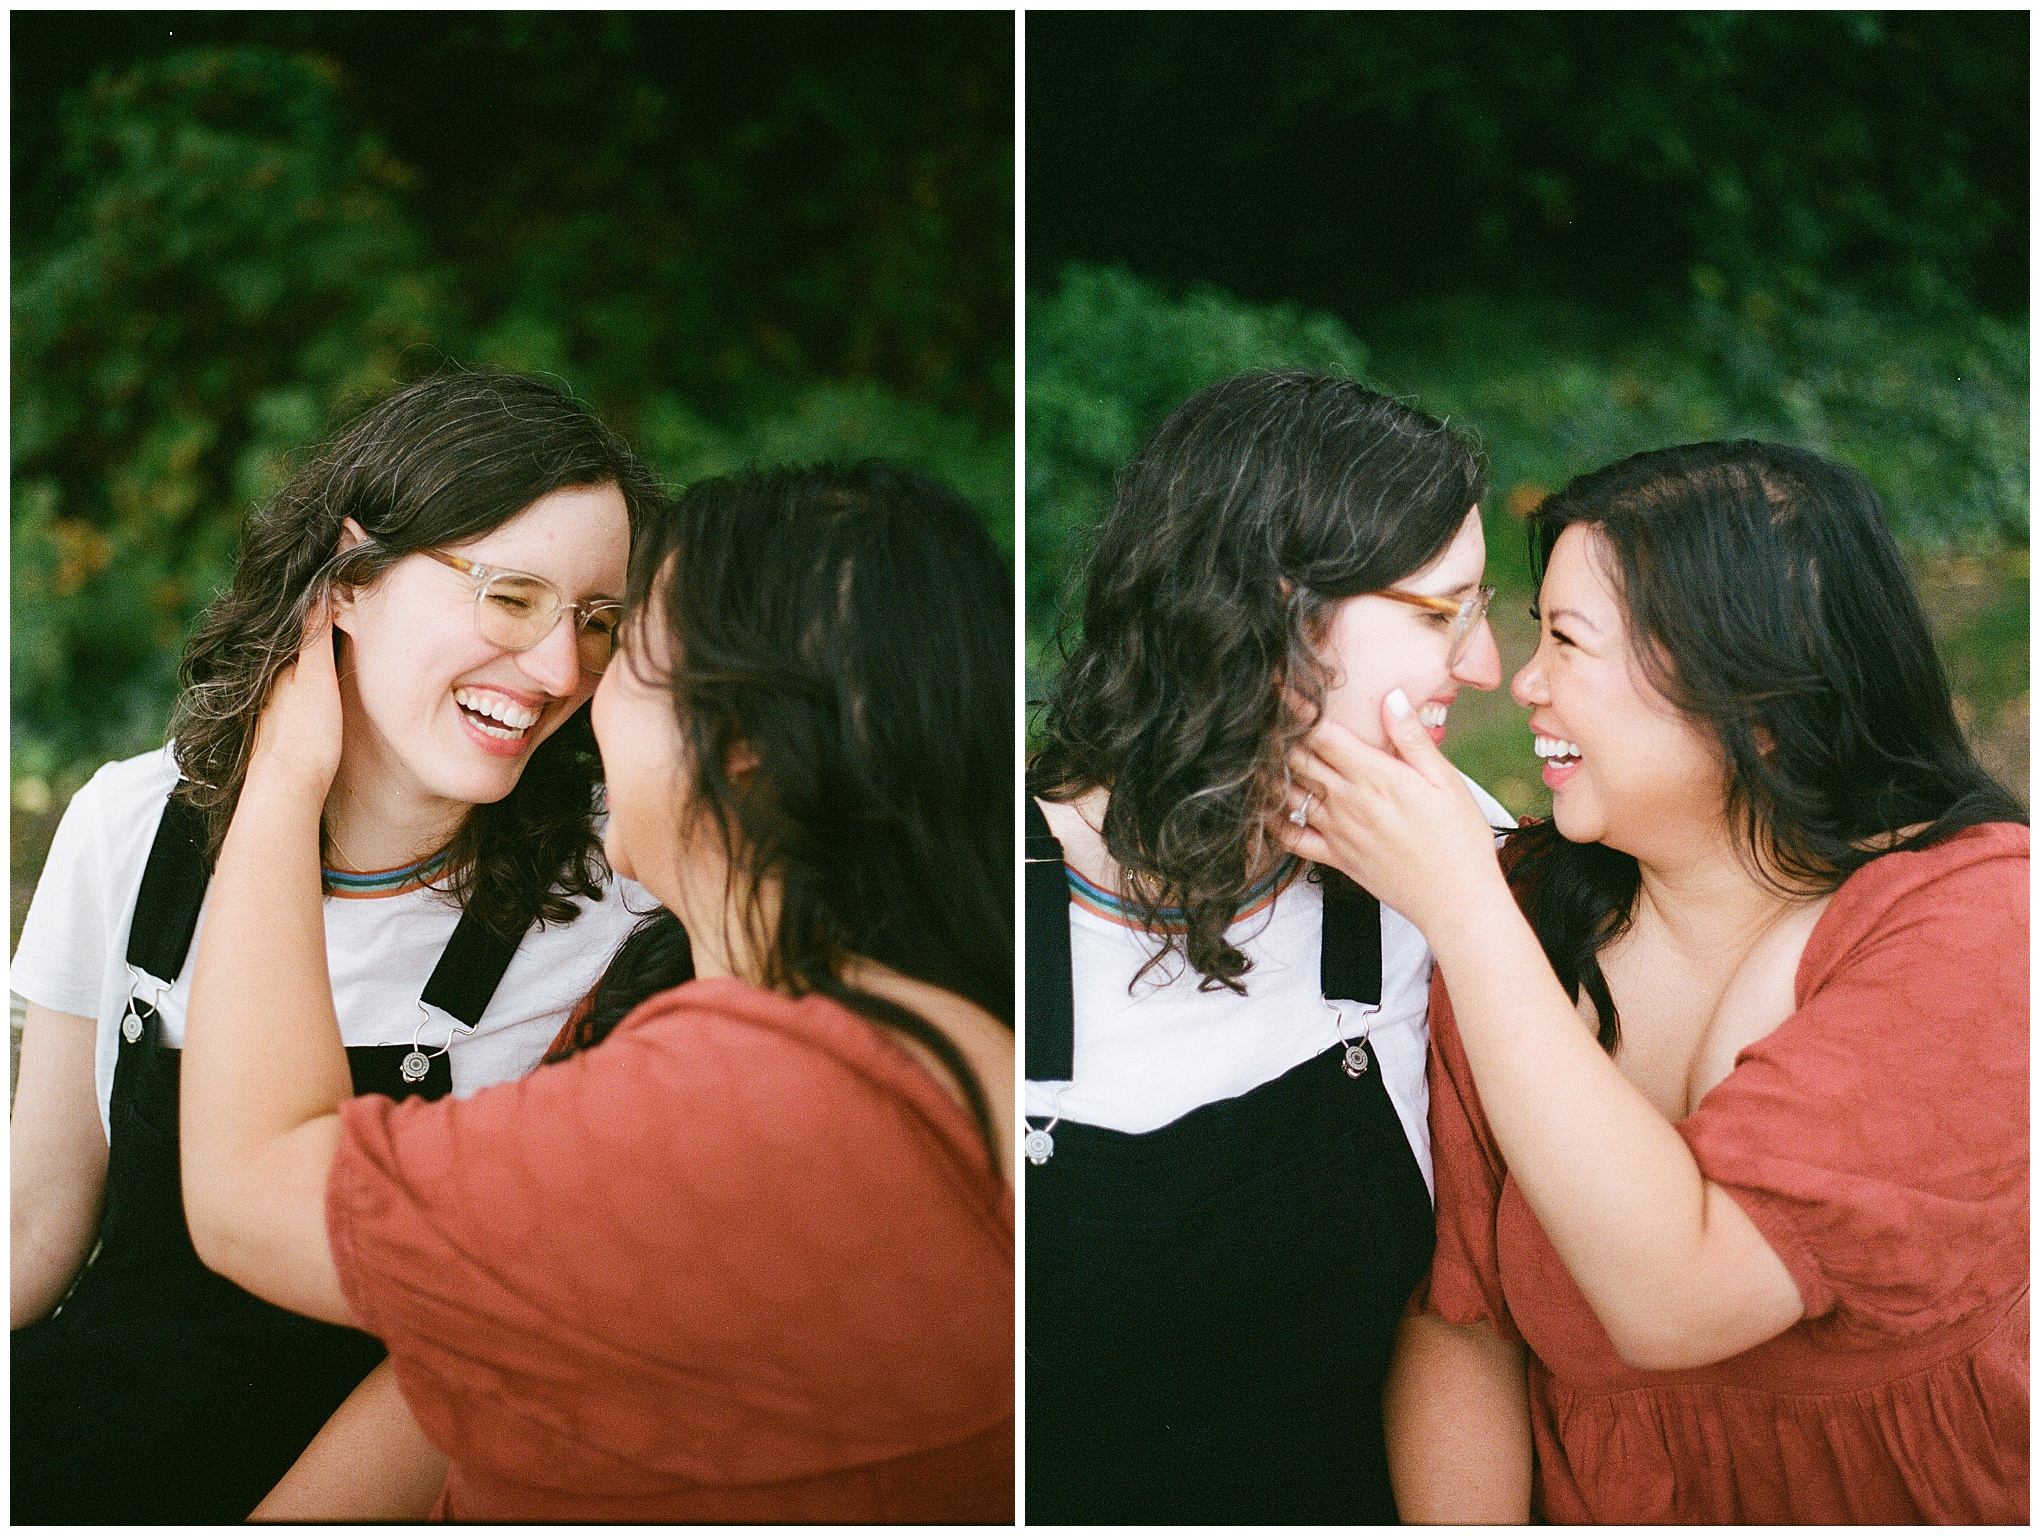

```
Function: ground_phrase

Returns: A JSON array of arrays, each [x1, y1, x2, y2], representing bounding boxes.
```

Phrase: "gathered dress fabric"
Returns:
[[1421, 821, 2029, 1524], [327, 975, 1014, 1522]]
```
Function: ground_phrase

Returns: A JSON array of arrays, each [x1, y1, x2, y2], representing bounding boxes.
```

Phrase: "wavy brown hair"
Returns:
[[1030, 371, 1486, 990], [171, 370, 663, 939]]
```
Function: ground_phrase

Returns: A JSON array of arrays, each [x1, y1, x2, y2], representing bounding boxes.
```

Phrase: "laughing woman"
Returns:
[[10, 372, 656, 1522], [1025, 372, 1513, 1523], [1284, 442, 2027, 1523], [176, 462, 1016, 1521]]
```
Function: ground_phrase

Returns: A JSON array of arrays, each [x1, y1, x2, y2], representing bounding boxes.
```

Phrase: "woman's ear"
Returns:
[[328, 519, 372, 634]]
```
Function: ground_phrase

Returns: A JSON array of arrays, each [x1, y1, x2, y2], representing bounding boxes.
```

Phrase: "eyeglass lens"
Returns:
[[475, 573, 617, 673], [1447, 589, 1492, 668]]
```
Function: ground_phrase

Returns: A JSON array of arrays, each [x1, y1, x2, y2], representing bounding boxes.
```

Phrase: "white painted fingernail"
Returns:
[[1385, 688, 1412, 720]]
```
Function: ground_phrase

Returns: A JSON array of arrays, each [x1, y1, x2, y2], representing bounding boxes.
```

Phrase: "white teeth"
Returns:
[[1534, 734, 1582, 760], [454, 688, 539, 733], [1418, 702, 1449, 729]]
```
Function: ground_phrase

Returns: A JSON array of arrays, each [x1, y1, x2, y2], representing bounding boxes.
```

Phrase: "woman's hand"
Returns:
[[1278, 687, 1504, 937], [247, 598, 346, 805]]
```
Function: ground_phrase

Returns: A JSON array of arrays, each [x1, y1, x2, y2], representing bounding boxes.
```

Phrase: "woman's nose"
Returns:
[[1450, 618, 1503, 692], [1510, 646, 1548, 709], [516, 612, 587, 695]]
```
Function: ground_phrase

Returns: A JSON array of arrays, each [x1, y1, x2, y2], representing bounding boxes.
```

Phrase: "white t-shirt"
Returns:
[[10, 746, 656, 1138], [1023, 772, 1512, 1199]]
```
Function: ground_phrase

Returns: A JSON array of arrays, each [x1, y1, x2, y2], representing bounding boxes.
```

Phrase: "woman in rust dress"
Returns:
[[1281, 441, 2026, 1523]]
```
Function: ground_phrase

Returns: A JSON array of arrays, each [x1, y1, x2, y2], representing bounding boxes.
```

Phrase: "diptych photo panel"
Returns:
[[12, 11, 1015, 1525], [7, 8, 2029, 1530], [1019, 9, 2025, 1529]]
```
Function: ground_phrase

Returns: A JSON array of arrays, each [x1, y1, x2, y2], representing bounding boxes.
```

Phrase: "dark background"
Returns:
[[1030, 11, 2024, 328], [1025, 11, 2026, 816], [13, 11, 1014, 821]]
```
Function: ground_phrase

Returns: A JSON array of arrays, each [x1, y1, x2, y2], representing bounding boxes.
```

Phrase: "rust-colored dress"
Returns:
[[325, 977, 1014, 1522], [1422, 823, 2029, 1523]]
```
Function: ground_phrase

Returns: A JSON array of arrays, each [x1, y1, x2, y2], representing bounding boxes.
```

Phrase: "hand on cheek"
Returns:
[[1277, 688, 1501, 938]]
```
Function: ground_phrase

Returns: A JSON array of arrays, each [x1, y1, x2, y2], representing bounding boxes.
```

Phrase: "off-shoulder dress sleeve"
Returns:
[[1415, 968, 1523, 1342], [1678, 825, 2029, 1340]]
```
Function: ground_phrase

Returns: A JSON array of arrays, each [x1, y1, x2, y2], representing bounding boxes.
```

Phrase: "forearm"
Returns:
[[252, 1359, 447, 1521], [11, 1003, 108, 1328], [182, 773, 354, 1321], [11, 1202, 96, 1329], [1385, 1309, 1531, 1523], [1428, 880, 1797, 1367]]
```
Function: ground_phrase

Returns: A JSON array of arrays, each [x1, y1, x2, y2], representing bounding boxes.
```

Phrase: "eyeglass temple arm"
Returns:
[[1374, 588, 1465, 617]]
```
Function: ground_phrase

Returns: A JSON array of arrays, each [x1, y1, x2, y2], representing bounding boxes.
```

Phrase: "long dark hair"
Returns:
[[172, 370, 664, 938], [1511, 439, 2025, 1051], [1031, 370, 1486, 990], [575, 461, 1013, 1160]]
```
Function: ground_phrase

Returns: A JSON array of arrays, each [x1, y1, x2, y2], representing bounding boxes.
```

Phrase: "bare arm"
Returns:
[[251, 1359, 447, 1521], [182, 610, 356, 1327], [11, 1002, 108, 1328], [1385, 1308, 1531, 1523], [1286, 706, 1803, 1371]]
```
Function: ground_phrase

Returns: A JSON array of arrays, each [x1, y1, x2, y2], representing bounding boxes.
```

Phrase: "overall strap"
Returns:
[[1024, 797, 1076, 1082], [125, 783, 521, 1026], [1318, 878, 1383, 1007], [126, 793, 212, 985], [419, 909, 520, 1030], [1023, 794, 1384, 1087]]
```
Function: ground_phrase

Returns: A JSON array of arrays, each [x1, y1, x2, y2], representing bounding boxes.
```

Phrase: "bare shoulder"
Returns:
[[841, 960, 1016, 1186]]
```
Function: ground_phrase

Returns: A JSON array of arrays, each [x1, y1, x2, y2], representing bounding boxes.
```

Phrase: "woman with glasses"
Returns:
[[1024, 371, 1511, 1523], [1285, 442, 2026, 1522], [174, 461, 1014, 1520], [11, 371, 657, 1521]]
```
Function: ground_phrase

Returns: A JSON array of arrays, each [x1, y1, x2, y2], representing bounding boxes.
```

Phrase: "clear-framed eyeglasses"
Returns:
[[1373, 583, 1497, 670], [419, 548, 624, 675]]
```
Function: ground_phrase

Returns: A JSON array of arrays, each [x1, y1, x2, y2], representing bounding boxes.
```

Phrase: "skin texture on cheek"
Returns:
[[589, 632, 702, 910], [1523, 532, 1731, 858], [1313, 604, 1392, 749], [1313, 506, 1491, 751]]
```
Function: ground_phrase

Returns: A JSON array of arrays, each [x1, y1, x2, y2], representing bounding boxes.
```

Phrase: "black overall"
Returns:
[[1023, 800, 1436, 1524], [12, 793, 517, 1524]]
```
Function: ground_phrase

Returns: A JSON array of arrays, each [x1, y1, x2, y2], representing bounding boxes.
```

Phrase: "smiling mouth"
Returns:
[[454, 687, 540, 742], [1533, 733, 1580, 766]]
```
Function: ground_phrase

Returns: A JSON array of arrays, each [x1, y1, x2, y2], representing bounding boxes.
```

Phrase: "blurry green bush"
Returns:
[[1030, 262, 2026, 655], [14, 49, 449, 788], [14, 33, 1013, 796]]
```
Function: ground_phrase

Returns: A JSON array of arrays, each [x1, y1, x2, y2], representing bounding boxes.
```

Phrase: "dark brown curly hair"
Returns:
[[573, 461, 1013, 1165], [170, 370, 663, 940], [1030, 371, 1486, 991]]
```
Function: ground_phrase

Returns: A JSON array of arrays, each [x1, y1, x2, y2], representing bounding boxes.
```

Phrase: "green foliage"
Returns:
[[13, 48, 448, 776], [1207, 11, 2023, 315], [1367, 281, 2028, 557], [633, 381, 1014, 560], [1030, 8, 2025, 412], [14, 26, 1013, 790]]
